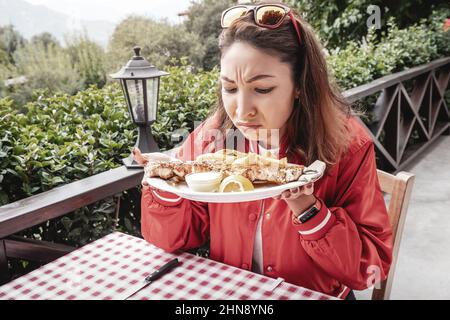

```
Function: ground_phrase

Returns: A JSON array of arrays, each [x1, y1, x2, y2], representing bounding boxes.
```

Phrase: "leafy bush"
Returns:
[[328, 8, 450, 90], [288, 0, 450, 49], [0, 86, 132, 204], [153, 58, 219, 151], [0, 60, 218, 254], [429, 9, 450, 57], [0, 85, 138, 250]]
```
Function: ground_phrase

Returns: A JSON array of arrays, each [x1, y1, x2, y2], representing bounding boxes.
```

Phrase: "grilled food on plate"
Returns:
[[142, 149, 305, 192]]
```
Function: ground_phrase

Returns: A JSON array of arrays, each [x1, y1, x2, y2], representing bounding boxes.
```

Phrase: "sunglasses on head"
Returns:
[[221, 3, 302, 45]]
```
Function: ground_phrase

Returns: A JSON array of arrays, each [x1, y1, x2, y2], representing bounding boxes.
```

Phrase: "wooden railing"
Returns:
[[0, 167, 144, 284], [0, 57, 449, 285], [344, 57, 450, 172]]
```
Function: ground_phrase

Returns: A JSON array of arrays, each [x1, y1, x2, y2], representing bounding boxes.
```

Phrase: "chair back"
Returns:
[[372, 170, 415, 300]]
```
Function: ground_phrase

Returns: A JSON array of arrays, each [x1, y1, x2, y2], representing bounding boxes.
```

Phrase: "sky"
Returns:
[[23, 0, 193, 23]]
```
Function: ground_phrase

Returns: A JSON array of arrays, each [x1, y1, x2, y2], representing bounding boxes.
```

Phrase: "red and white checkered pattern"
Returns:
[[0, 232, 336, 300]]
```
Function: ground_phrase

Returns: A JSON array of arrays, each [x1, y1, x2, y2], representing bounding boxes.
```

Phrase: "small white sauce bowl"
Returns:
[[185, 172, 223, 192]]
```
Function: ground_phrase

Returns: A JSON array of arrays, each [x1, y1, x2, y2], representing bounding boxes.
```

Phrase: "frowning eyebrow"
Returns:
[[221, 74, 275, 83]]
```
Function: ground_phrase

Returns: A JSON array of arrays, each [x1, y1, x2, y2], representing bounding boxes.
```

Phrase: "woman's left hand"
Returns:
[[272, 183, 314, 201], [273, 183, 317, 215]]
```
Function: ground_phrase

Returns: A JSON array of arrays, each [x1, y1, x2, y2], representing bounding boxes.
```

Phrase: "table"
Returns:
[[0, 232, 337, 300]]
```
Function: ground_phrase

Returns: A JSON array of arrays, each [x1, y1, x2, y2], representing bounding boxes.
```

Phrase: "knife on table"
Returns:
[[124, 258, 181, 300], [145, 258, 180, 283]]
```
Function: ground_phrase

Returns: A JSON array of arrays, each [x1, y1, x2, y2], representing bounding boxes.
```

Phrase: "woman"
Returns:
[[135, 2, 393, 300]]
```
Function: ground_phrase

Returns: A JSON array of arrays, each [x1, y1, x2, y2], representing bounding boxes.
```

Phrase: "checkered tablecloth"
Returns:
[[0, 232, 336, 300]]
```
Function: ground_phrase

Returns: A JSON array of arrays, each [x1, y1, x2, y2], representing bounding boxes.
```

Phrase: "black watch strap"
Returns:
[[296, 203, 321, 224]]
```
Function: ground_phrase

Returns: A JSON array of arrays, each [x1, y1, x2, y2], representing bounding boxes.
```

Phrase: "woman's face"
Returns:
[[220, 42, 298, 149]]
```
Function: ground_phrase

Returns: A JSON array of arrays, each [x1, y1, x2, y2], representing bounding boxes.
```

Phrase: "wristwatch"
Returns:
[[292, 198, 322, 224]]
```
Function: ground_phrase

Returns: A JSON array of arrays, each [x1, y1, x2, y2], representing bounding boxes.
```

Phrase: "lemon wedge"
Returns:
[[219, 175, 255, 193]]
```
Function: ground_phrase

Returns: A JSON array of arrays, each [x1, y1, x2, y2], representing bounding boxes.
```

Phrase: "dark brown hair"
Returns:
[[208, 1, 354, 168]]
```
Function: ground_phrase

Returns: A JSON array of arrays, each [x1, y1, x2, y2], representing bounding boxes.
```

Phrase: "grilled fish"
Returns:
[[144, 154, 304, 185]]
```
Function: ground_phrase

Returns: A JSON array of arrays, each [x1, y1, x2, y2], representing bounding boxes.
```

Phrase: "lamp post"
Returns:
[[110, 46, 169, 168]]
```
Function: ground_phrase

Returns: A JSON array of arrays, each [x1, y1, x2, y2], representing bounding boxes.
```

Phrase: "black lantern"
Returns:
[[110, 46, 169, 168]]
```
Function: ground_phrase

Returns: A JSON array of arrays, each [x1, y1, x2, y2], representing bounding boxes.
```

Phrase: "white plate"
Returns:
[[146, 160, 326, 203]]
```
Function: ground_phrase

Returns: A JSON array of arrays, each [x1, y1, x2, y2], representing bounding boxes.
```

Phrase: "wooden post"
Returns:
[[372, 171, 416, 300], [0, 240, 10, 285]]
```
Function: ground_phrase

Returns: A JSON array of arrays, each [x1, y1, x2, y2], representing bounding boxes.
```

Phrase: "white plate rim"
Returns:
[[146, 160, 326, 203]]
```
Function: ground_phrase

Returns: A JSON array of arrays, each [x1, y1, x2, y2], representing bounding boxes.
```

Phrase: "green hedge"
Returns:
[[0, 59, 219, 258], [0, 86, 133, 205], [152, 58, 219, 151], [0, 84, 136, 251], [328, 9, 450, 90], [327, 9, 450, 124]]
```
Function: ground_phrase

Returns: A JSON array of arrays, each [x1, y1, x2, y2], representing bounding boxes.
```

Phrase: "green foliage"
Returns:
[[288, 0, 369, 47], [429, 8, 450, 56], [288, 0, 450, 49], [154, 57, 219, 151], [66, 33, 108, 88], [2, 32, 107, 104], [107, 15, 204, 72], [30, 32, 60, 49], [0, 63, 17, 97], [184, 0, 235, 70], [0, 84, 133, 204], [328, 8, 450, 90], [0, 47, 9, 65], [0, 61, 218, 249], [0, 83, 141, 250], [0, 25, 26, 64], [12, 42, 83, 104]]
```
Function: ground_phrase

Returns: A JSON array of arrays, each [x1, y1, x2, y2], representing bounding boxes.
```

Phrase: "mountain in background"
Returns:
[[0, 0, 115, 47]]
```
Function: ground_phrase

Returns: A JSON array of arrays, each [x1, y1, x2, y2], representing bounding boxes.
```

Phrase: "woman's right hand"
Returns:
[[132, 147, 176, 166], [133, 147, 180, 188]]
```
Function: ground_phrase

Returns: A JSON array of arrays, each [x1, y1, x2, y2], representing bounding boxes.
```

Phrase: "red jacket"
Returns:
[[140, 116, 393, 299]]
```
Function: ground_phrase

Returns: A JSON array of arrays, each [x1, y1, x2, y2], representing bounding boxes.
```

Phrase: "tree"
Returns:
[[31, 32, 60, 49], [66, 32, 107, 88], [0, 25, 26, 64], [0, 65, 8, 98], [184, 0, 236, 70], [0, 62, 17, 97], [13, 42, 82, 104], [107, 15, 204, 72], [0, 48, 9, 65], [287, 0, 450, 49]]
